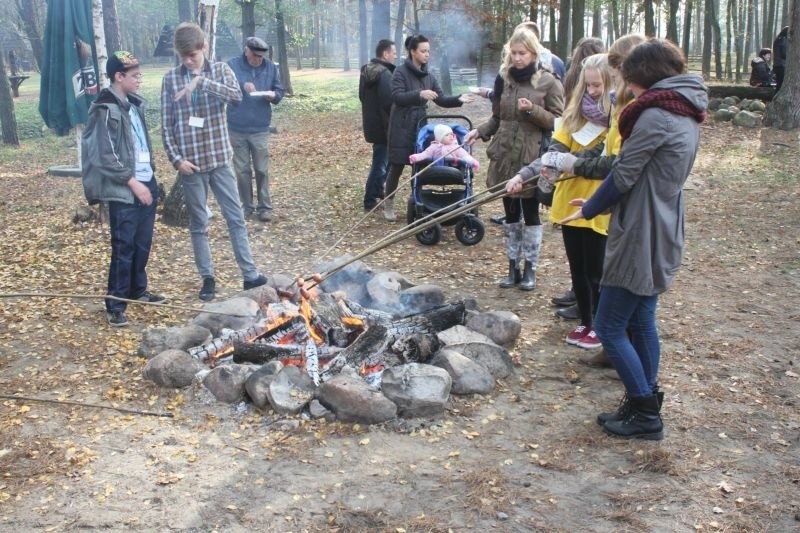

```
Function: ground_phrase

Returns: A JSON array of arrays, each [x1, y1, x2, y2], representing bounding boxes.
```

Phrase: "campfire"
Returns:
[[141, 258, 519, 423]]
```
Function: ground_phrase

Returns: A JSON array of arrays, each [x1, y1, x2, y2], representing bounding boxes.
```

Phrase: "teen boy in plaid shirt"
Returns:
[[161, 22, 267, 301]]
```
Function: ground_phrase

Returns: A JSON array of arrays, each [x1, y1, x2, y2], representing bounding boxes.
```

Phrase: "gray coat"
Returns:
[[602, 74, 708, 296]]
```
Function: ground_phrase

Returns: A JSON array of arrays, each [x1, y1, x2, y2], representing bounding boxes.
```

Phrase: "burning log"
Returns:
[[232, 342, 301, 364], [319, 324, 391, 381], [189, 321, 270, 363]]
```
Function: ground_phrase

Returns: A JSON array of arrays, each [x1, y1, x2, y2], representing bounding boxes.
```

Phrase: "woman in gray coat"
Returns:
[[561, 39, 708, 440], [382, 34, 474, 221]]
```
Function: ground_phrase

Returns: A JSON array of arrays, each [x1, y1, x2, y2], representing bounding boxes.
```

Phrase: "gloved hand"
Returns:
[[541, 151, 578, 173]]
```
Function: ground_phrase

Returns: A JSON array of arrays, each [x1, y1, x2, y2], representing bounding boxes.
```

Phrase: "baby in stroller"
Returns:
[[409, 124, 480, 170]]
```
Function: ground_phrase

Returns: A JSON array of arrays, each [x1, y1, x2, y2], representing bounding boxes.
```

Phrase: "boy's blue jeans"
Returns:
[[364, 143, 388, 209], [594, 286, 661, 397]]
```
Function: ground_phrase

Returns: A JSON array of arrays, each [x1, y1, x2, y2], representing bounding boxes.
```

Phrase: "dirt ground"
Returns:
[[0, 99, 798, 532]]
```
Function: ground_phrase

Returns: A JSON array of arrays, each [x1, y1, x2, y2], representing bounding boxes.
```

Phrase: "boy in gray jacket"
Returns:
[[82, 51, 164, 327]]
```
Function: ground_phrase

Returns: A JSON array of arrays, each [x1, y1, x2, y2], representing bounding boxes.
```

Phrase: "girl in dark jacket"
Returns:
[[749, 48, 774, 87], [383, 34, 475, 221]]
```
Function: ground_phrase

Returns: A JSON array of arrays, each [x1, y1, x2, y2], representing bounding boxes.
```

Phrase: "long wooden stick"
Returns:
[[0, 394, 174, 418], [0, 293, 255, 318]]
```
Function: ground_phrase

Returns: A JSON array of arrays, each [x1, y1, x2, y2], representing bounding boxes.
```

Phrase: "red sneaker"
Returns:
[[566, 325, 588, 345], [577, 329, 602, 349]]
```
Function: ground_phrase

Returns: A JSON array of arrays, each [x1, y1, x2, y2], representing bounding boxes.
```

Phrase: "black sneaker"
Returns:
[[556, 304, 579, 320], [137, 291, 166, 304], [243, 274, 267, 290], [551, 290, 577, 307], [199, 277, 216, 301], [489, 214, 506, 225], [106, 311, 128, 327]]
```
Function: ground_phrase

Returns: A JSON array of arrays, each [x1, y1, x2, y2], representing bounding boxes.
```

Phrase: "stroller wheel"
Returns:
[[416, 223, 442, 246], [455, 216, 485, 246]]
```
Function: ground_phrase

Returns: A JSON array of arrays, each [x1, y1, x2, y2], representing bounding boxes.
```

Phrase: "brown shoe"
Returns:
[[581, 349, 613, 368], [257, 211, 272, 222]]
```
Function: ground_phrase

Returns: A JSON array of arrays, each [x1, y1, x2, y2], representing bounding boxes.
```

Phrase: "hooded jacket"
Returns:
[[749, 57, 773, 86], [81, 88, 155, 205], [359, 58, 395, 144], [226, 53, 285, 133], [387, 59, 463, 165], [602, 74, 708, 295]]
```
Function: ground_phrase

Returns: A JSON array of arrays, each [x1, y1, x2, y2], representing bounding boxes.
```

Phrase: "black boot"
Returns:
[[518, 261, 536, 291], [597, 387, 664, 426], [603, 395, 664, 440], [498, 259, 521, 288]]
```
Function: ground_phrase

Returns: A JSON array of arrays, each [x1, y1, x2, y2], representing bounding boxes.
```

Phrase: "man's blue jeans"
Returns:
[[106, 178, 158, 313], [364, 143, 388, 209], [594, 285, 661, 397]]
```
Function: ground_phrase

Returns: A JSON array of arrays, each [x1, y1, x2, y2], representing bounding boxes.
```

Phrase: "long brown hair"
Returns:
[[563, 37, 606, 102], [609, 34, 646, 112]]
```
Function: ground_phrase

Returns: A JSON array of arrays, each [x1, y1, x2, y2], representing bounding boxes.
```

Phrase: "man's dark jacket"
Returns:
[[359, 58, 395, 144]]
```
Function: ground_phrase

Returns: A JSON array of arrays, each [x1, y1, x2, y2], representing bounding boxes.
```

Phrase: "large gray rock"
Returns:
[[722, 96, 740, 106], [190, 297, 260, 335], [399, 284, 445, 314], [714, 108, 735, 122], [733, 110, 761, 128], [318, 374, 397, 424], [143, 349, 204, 388], [707, 98, 723, 111], [244, 361, 284, 409], [431, 349, 495, 395], [367, 271, 413, 312], [748, 100, 766, 112], [238, 284, 279, 308], [267, 365, 317, 415], [437, 324, 495, 346], [202, 364, 254, 404], [444, 342, 514, 379], [465, 310, 521, 346], [315, 256, 375, 304], [139, 325, 212, 359], [381, 363, 452, 418]]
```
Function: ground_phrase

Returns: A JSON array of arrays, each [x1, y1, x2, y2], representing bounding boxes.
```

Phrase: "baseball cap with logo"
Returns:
[[106, 50, 140, 79], [245, 36, 269, 57]]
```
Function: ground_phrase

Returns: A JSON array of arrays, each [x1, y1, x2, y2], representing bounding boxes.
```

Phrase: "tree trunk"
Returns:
[[548, 3, 557, 51], [197, 0, 219, 61], [101, 0, 121, 54], [666, 0, 680, 42], [91, 0, 109, 89], [394, 0, 406, 57], [14, 0, 45, 72], [733, 0, 744, 82], [702, 0, 713, 77], [313, 1, 321, 69], [340, 0, 351, 71], [358, 0, 368, 66], [275, 0, 293, 93], [240, 0, 256, 42], [557, 0, 571, 60], [763, 0, 800, 129], [711, 0, 723, 79], [372, 0, 391, 42], [178, 0, 193, 22], [682, 0, 693, 57], [726, 0, 733, 80], [0, 45, 20, 146], [571, 0, 585, 48], [591, 4, 601, 37], [610, 0, 620, 44], [644, 0, 656, 36], [745, 0, 755, 65], [528, 0, 539, 25]]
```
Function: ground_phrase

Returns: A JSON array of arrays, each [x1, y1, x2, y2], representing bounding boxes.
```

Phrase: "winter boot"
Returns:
[[603, 394, 664, 440], [519, 224, 543, 291], [597, 386, 664, 426], [498, 222, 522, 288], [383, 197, 397, 221]]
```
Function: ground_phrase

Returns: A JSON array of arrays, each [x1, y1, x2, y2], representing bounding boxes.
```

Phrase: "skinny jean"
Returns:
[[180, 164, 260, 282], [561, 225, 606, 327], [594, 285, 661, 397]]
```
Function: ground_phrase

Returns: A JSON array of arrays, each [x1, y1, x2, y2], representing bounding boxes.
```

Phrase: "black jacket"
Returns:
[[359, 58, 395, 144], [749, 57, 773, 86], [772, 35, 788, 68], [387, 59, 462, 165]]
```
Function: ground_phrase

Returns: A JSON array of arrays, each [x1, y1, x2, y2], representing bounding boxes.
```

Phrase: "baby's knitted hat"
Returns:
[[434, 124, 453, 142]]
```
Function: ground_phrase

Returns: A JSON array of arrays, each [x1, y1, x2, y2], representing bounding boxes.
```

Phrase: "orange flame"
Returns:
[[341, 316, 365, 329], [299, 297, 325, 344]]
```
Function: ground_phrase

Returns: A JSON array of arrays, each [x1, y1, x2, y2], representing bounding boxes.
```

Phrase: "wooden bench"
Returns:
[[9, 75, 29, 97]]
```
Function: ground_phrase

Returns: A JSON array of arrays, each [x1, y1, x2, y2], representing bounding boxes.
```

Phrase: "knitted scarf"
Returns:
[[580, 91, 610, 127], [618, 89, 707, 143], [492, 62, 538, 102]]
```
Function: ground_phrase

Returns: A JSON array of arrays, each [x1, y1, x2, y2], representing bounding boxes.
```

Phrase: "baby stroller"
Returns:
[[407, 115, 485, 246]]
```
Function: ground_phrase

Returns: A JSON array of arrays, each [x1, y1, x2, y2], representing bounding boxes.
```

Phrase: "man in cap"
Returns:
[[227, 36, 285, 222], [82, 51, 164, 327]]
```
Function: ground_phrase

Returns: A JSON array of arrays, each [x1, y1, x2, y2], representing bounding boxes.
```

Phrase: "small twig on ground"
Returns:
[[0, 394, 174, 418]]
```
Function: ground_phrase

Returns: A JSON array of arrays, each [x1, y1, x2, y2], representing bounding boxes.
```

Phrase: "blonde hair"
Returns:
[[609, 34, 646, 110], [498, 27, 541, 82], [174, 22, 206, 56], [561, 53, 613, 134]]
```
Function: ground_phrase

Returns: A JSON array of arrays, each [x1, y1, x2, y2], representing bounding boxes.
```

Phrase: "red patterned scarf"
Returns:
[[618, 89, 706, 143]]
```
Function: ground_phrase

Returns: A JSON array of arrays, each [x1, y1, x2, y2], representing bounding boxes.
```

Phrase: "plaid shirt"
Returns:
[[161, 60, 242, 172]]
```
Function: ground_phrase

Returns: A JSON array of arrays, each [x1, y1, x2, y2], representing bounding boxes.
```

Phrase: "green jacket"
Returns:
[[81, 88, 155, 205]]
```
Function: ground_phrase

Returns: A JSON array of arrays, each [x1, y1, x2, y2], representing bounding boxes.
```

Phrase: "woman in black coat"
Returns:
[[383, 34, 474, 221]]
